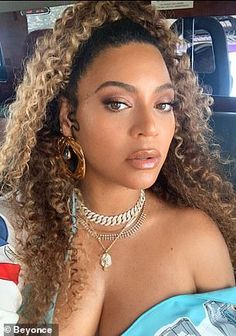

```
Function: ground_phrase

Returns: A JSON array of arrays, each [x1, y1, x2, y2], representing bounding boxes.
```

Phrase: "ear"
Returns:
[[59, 97, 74, 137]]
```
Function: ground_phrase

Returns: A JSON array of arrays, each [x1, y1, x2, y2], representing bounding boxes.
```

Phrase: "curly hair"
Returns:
[[0, 0, 235, 324]]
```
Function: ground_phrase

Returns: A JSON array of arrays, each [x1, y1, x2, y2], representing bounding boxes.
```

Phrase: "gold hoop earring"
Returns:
[[58, 136, 86, 180]]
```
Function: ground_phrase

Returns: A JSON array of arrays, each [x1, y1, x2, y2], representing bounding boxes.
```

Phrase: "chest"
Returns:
[[96, 232, 196, 335]]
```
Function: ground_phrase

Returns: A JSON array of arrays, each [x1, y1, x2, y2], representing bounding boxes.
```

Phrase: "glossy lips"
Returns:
[[126, 149, 161, 169]]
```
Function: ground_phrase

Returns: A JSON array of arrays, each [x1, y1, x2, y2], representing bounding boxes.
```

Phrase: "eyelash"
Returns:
[[103, 99, 177, 112], [156, 101, 176, 112], [103, 100, 130, 112]]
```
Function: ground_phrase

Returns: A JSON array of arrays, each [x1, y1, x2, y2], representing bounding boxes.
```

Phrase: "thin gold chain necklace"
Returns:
[[89, 219, 133, 271], [77, 203, 146, 271]]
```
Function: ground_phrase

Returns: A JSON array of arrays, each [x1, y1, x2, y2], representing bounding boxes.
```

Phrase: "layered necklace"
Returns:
[[75, 190, 146, 271]]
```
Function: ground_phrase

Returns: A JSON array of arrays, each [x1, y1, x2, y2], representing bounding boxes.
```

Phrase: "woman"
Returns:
[[0, 1, 235, 335]]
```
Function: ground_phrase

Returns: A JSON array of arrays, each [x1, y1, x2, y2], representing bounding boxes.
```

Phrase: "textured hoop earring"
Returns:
[[58, 136, 86, 180]]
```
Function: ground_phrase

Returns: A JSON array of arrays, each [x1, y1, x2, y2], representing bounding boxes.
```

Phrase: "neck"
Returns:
[[79, 180, 142, 217]]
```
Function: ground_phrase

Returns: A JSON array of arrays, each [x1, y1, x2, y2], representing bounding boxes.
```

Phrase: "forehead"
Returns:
[[78, 42, 171, 98]]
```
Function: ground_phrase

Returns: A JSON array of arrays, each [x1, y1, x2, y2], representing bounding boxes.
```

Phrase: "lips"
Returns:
[[127, 149, 160, 160], [126, 149, 161, 169]]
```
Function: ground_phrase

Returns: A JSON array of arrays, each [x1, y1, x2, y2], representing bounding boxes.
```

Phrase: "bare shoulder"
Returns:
[[172, 206, 235, 291]]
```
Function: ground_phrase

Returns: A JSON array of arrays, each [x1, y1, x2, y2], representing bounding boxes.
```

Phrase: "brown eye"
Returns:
[[155, 102, 175, 112], [104, 100, 129, 112]]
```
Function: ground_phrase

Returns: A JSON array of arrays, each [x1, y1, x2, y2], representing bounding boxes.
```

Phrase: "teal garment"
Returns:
[[43, 286, 236, 335], [16, 284, 57, 324], [121, 287, 236, 336]]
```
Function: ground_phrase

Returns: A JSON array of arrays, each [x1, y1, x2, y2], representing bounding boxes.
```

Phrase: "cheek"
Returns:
[[76, 122, 121, 161], [158, 116, 175, 161], [170, 118, 176, 139], [162, 115, 175, 144], [76, 106, 124, 148]]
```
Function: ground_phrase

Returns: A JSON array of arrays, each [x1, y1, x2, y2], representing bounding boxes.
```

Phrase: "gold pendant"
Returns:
[[100, 252, 112, 271]]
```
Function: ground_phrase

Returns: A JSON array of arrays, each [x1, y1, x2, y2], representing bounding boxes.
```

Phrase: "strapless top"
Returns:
[[1, 212, 236, 336], [121, 287, 236, 336]]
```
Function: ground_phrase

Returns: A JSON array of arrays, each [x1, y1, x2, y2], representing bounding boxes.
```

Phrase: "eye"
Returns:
[[103, 100, 130, 112], [155, 101, 175, 113]]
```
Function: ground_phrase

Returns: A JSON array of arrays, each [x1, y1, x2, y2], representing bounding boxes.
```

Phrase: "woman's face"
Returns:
[[60, 42, 175, 190]]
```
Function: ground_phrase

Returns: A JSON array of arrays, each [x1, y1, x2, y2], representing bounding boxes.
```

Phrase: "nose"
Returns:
[[129, 105, 159, 138]]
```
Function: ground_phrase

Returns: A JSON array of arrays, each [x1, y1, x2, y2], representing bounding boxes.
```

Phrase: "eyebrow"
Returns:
[[94, 81, 175, 94]]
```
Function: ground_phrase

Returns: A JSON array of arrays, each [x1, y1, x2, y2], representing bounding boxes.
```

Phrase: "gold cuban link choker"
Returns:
[[80, 189, 145, 226], [79, 206, 146, 241], [77, 190, 146, 271]]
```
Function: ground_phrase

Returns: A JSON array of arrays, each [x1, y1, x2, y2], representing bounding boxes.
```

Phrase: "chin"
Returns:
[[125, 172, 159, 190]]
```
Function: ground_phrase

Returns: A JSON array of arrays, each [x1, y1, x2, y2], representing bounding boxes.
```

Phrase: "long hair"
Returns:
[[0, 1, 235, 323]]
